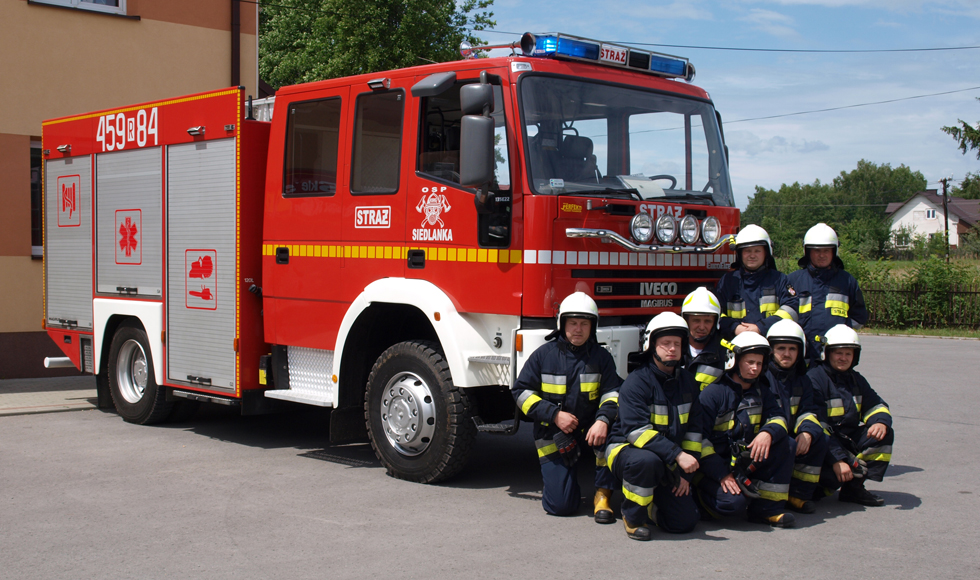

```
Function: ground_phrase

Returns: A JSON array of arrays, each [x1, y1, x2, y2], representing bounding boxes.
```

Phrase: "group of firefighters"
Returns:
[[512, 223, 894, 540]]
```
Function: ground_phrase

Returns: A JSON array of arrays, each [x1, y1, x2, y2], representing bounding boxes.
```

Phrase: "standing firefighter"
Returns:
[[605, 312, 703, 540], [714, 225, 798, 340], [512, 292, 622, 519], [696, 332, 796, 527], [807, 325, 892, 507], [788, 223, 869, 364], [766, 319, 829, 514], [681, 287, 730, 391]]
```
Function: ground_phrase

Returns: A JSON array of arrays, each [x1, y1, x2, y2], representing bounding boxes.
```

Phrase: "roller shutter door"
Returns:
[[45, 157, 93, 329]]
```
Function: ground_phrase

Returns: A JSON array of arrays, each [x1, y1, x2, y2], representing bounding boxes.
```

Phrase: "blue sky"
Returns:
[[472, 0, 980, 208]]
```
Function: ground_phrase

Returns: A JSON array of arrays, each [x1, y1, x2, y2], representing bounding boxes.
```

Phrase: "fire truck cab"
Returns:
[[42, 33, 739, 483]]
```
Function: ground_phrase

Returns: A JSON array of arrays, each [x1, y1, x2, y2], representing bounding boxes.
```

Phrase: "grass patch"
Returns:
[[861, 326, 980, 339]]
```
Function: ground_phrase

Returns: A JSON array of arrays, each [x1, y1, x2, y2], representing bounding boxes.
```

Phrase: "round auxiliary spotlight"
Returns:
[[656, 214, 677, 244], [679, 215, 700, 244], [631, 212, 654, 244]]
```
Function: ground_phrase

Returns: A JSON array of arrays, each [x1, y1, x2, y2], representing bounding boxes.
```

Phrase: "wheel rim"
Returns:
[[379, 371, 437, 457], [116, 339, 148, 404]]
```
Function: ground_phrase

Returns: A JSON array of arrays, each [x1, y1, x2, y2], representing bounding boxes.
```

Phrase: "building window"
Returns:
[[32, 1, 126, 16], [926, 209, 937, 219], [351, 91, 404, 195], [31, 143, 43, 258], [282, 97, 342, 197]]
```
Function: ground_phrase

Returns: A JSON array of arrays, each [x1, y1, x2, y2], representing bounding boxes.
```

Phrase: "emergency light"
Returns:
[[520, 32, 695, 82]]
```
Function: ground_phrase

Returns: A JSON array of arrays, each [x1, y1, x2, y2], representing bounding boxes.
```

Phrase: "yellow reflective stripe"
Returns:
[[799, 300, 812, 314], [701, 440, 716, 458], [633, 429, 659, 448], [606, 443, 628, 471], [520, 393, 543, 415], [714, 411, 734, 431], [622, 482, 654, 506], [858, 452, 892, 463], [681, 432, 702, 454], [748, 413, 762, 425], [773, 308, 792, 319], [541, 382, 566, 395], [727, 309, 746, 318], [863, 405, 891, 423], [796, 413, 821, 433], [827, 398, 844, 417], [536, 443, 557, 458], [720, 339, 734, 350], [579, 374, 600, 400], [759, 302, 778, 314], [599, 391, 619, 406], [765, 416, 788, 432], [756, 482, 789, 502], [651, 404, 669, 426], [792, 466, 821, 483]]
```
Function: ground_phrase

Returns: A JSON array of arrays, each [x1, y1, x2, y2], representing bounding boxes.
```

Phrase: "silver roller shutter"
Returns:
[[166, 139, 238, 391], [95, 147, 163, 296], [45, 157, 94, 329]]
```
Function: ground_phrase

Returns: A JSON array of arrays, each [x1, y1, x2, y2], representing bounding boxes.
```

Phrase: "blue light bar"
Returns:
[[519, 32, 694, 81]]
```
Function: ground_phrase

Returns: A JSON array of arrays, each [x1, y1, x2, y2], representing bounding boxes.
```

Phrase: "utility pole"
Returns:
[[942, 178, 950, 263]]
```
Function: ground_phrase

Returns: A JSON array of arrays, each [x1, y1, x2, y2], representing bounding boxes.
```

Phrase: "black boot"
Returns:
[[839, 482, 884, 507]]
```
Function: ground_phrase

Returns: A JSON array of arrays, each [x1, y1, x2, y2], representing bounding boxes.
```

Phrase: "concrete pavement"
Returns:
[[0, 375, 97, 416]]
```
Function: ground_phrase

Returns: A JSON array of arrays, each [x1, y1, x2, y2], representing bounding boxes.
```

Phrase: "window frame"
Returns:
[[281, 96, 344, 199], [350, 89, 405, 196], [31, 0, 128, 16]]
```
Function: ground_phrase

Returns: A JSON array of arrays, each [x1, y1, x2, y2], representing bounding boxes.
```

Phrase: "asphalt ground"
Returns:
[[1, 335, 977, 579]]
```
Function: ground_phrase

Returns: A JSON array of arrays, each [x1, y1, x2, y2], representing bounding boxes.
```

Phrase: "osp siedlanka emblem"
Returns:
[[414, 188, 453, 241]]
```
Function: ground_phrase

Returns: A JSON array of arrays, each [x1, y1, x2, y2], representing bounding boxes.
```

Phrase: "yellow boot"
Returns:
[[594, 488, 615, 524]]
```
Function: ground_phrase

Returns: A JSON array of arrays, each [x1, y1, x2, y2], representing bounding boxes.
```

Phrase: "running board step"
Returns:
[[263, 389, 333, 407], [473, 416, 520, 435], [467, 355, 511, 365], [172, 389, 240, 407]]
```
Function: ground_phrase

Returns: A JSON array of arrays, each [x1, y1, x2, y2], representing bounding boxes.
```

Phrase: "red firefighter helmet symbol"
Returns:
[[416, 192, 451, 228], [119, 217, 138, 257]]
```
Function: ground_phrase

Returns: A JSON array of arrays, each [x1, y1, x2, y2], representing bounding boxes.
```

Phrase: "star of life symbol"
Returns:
[[416, 192, 451, 228], [115, 209, 141, 264], [57, 175, 81, 227]]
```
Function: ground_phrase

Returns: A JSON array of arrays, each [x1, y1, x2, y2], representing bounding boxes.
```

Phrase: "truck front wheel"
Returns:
[[364, 341, 475, 483], [108, 323, 172, 425]]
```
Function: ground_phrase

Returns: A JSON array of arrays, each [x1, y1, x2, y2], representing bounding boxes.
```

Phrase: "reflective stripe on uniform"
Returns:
[[863, 403, 891, 423], [682, 431, 702, 454], [650, 404, 670, 426], [695, 365, 723, 390], [628, 424, 660, 448], [759, 295, 778, 314], [535, 438, 558, 464], [792, 463, 821, 483], [599, 391, 619, 406], [853, 394, 863, 412], [714, 411, 734, 431], [517, 390, 544, 415], [701, 439, 716, 458], [541, 374, 566, 395], [826, 398, 845, 417], [776, 305, 798, 321], [622, 481, 655, 506], [858, 445, 893, 463], [579, 373, 600, 400], [756, 481, 790, 502], [799, 295, 812, 314], [594, 446, 607, 467], [789, 395, 801, 416], [677, 402, 692, 425], [606, 442, 628, 471], [795, 412, 821, 433], [765, 416, 788, 433], [826, 293, 850, 317], [727, 301, 746, 319]]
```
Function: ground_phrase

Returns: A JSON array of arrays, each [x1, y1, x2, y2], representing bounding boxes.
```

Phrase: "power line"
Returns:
[[475, 29, 980, 54]]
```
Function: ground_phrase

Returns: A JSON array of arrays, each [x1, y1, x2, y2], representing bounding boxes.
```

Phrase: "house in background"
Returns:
[[0, 0, 258, 378], [885, 189, 980, 248]]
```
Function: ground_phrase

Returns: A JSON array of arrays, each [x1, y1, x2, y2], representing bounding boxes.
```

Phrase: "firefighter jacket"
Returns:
[[698, 372, 789, 482], [683, 334, 732, 391], [606, 363, 703, 481], [768, 364, 824, 440], [713, 266, 798, 339], [807, 363, 892, 464], [512, 335, 622, 442], [787, 265, 869, 359]]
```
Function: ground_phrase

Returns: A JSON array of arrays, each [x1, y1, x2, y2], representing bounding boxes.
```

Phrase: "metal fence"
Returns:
[[862, 283, 980, 328]]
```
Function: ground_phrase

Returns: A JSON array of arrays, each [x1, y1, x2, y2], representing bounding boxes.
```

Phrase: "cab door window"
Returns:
[[282, 97, 342, 197], [351, 90, 404, 195]]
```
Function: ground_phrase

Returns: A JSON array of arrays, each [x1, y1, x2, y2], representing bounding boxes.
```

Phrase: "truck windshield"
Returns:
[[519, 75, 734, 207]]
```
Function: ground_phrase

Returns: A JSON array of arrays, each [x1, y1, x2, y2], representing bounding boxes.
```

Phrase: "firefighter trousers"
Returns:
[[818, 425, 893, 494], [696, 436, 794, 519], [539, 443, 617, 516], [790, 431, 829, 500], [609, 446, 699, 533]]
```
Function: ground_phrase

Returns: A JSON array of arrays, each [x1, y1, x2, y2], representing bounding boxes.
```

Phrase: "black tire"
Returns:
[[107, 322, 172, 425], [364, 341, 476, 483]]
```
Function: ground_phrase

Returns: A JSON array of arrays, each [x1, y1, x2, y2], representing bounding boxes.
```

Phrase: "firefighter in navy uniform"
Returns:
[[512, 292, 622, 520], [681, 287, 730, 391], [714, 225, 798, 341], [788, 223, 869, 365], [766, 319, 829, 514], [604, 312, 703, 541], [696, 332, 796, 527], [807, 324, 892, 506]]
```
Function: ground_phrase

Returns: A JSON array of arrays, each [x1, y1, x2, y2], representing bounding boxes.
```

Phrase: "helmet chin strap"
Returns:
[[653, 351, 680, 368]]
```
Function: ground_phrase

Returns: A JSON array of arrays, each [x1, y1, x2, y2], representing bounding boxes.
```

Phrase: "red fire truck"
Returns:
[[42, 33, 739, 483]]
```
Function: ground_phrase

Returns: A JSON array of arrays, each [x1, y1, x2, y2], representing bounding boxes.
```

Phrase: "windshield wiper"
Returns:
[[664, 192, 716, 206], [564, 188, 642, 202]]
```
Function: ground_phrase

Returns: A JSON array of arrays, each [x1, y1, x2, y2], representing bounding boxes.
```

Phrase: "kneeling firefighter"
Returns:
[[604, 312, 704, 540], [511, 292, 622, 518]]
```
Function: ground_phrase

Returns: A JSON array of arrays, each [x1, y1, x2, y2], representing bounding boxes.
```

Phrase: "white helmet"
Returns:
[[682, 287, 721, 339], [821, 323, 861, 367], [725, 331, 771, 371], [767, 319, 807, 372], [799, 223, 843, 269], [642, 311, 688, 352], [733, 224, 776, 270], [557, 292, 599, 341]]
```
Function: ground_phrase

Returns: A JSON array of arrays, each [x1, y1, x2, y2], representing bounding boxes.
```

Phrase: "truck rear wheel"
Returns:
[[364, 341, 475, 483], [108, 323, 172, 425]]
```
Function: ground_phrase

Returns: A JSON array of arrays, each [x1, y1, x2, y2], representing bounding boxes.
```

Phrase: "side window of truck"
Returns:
[[417, 82, 510, 191], [351, 90, 404, 195], [282, 97, 342, 197]]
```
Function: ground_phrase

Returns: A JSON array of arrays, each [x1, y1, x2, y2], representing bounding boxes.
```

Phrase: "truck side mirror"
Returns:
[[459, 77, 495, 189]]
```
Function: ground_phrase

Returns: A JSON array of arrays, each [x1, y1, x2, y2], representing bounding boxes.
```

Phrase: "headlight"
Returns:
[[630, 212, 654, 243], [679, 215, 700, 244], [656, 214, 676, 244], [701, 216, 721, 245]]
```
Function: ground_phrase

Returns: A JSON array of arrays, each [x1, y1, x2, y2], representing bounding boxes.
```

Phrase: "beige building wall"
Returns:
[[0, 0, 258, 378]]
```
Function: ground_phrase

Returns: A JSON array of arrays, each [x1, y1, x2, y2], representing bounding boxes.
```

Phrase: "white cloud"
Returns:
[[738, 8, 799, 38], [727, 131, 829, 156]]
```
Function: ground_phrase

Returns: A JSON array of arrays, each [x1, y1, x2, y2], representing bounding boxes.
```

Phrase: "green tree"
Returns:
[[831, 159, 926, 222], [260, 0, 495, 89], [952, 172, 980, 200], [942, 98, 980, 159]]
